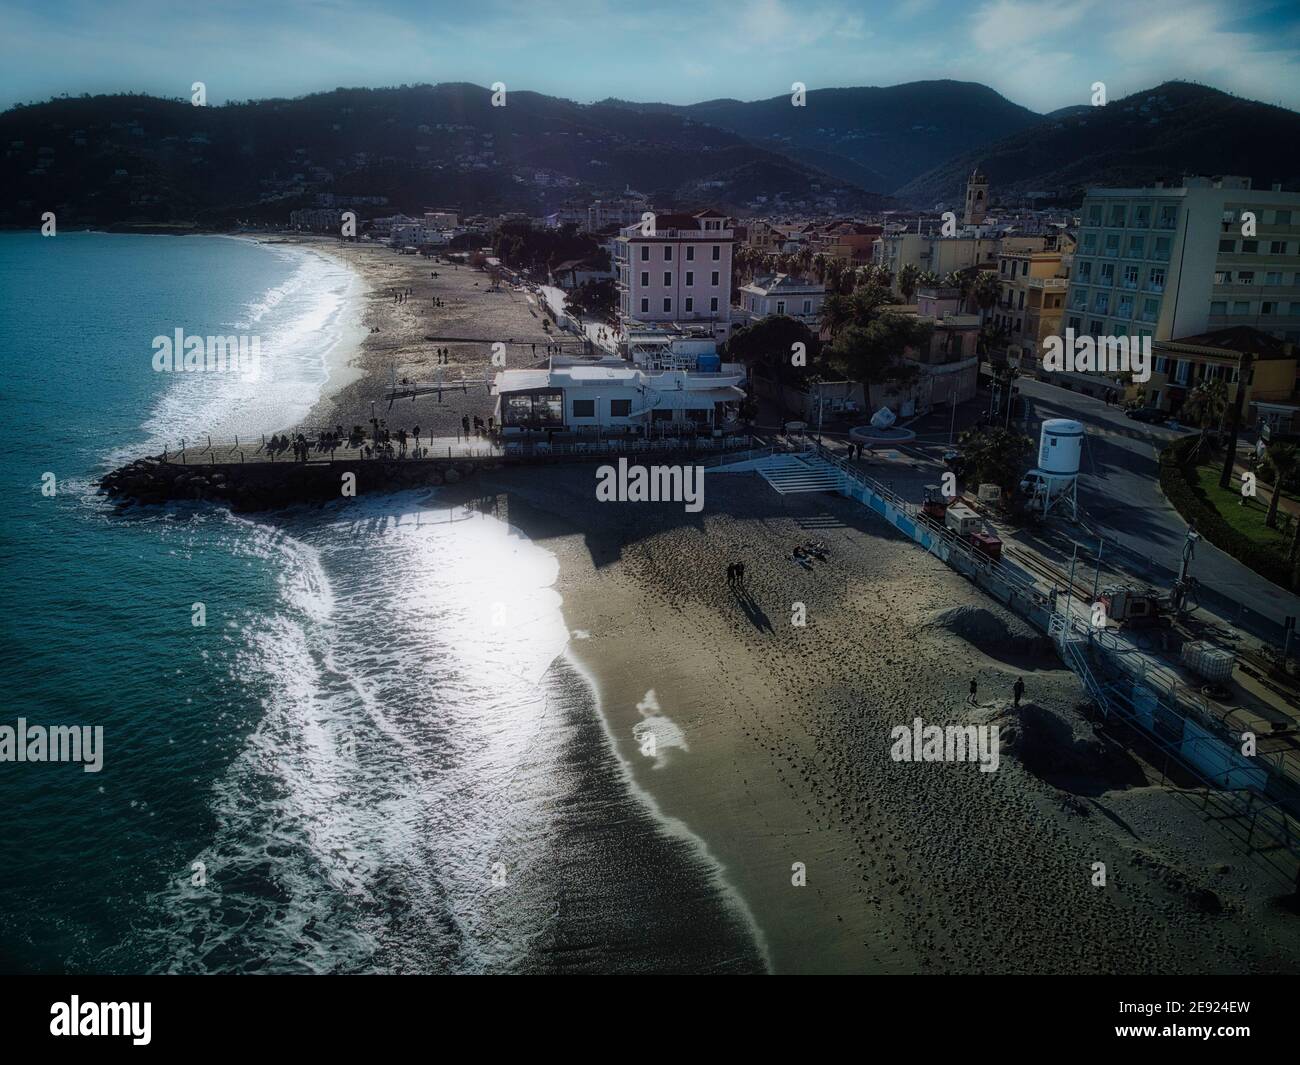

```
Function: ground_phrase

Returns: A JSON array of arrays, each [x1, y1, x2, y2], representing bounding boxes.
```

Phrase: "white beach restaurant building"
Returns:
[[492, 363, 745, 436]]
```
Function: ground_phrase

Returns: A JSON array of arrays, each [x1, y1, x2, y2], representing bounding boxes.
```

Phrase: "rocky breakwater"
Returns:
[[99, 455, 486, 512]]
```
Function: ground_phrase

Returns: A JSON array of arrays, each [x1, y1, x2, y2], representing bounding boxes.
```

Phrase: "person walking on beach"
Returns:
[[968, 677, 978, 705], [726, 562, 736, 586], [735, 561, 745, 588], [1013, 677, 1025, 708]]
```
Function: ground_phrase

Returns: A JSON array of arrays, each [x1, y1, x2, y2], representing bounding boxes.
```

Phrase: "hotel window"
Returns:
[[1071, 289, 1088, 310], [1174, 360, 1190, 385], [640, 298, 649, 313], [1118, 296, 1133, 317], [1267, 271, 1282, 285], [1219, 239, 1236, 253], [663, 272, 672, 286], [803, 300, 812, 314], [1132, 205, 1151, 227], [1276, 211, 1293, 225], [1067, 316, 1082, 331], [1077, 260, 1092, 282], [1122, 265, 1138, 288], [1239, 271, 1255, 285], [712, 245, 721, 261], [1094, 292, 1109, 313], [1271, 241, 1288, 255], [685, 271, 694, 286], [1215, 271, 1231, 284], [1262, 302, 1277, 316], [1109, 205, 1126, 227], [686, 246, 695, 261], [1081, 233, 1097, 254], [710, 297, 719, 312], [1154, 237, 1171, 261], [640, 246, 649, 261], [572, 399, 595, 418], [1210, 301, 1227, 316], [664, 246, 673, 261], [1127, 235, 1145, 257], [1100, 263, 1115, 285], [1148, 268, 1165, 291], [685, 297, 694, 312], [641, 271, 649, 286], [663, 298, 672, 312], [1157, 205, 1177, 228], [1087, 205, 1102, 226], [711, 271, 719, 286], [610, 399, 631, 418], [1114, 323, 1128, 336], [1089, 320, 1105, 335], [1103, 234, 1120, 257], [1154, 356, 1168, 374], [1232, 301, 1250, 314], [1242, 240, 1258, 253]]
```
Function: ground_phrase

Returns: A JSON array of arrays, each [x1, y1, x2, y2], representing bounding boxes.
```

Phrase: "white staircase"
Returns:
[[754, 453, 844, 495]]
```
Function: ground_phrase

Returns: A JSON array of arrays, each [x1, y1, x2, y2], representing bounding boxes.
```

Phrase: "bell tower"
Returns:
[[964, 167, 989, 225]]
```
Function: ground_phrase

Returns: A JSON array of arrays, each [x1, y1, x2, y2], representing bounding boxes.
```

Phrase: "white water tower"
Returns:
[[1021, 418, 1082, 519]]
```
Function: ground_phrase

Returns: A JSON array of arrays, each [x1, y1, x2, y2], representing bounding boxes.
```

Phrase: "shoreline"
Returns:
[[466, 465, 1300, 974]]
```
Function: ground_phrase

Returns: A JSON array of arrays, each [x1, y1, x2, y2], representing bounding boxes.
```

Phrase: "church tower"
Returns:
[[963, 167, 989, 225]]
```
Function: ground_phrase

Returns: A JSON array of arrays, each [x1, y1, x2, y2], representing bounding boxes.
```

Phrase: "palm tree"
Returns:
[[897, 263, 921, 303], [1219, 351, 1255, 490], [971, 270, 1001, 319], [1181, 379, 1229, 453], [819, 293, 854, 340], [811, 252, 829, 283], [945, 268, 975, 312], [1265, 443, 1299, 529]]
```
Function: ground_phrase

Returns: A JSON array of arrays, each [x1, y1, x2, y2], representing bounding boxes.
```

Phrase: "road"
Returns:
[[1010, 378, 1300, 645]]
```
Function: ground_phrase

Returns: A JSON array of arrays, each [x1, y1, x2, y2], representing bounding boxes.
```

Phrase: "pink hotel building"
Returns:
[[614, 208, 736, 339]]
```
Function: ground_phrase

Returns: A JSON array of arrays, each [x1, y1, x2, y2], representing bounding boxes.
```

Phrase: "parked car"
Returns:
[[1124, 406, 1169, 424]]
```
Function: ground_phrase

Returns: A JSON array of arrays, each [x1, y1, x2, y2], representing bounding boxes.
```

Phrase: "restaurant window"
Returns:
[[610, 399, 632, 417], [572, 399, 595, 418]]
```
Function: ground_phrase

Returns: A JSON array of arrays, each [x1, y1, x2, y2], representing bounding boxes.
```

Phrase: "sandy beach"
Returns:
[[281, 234, 1300, 974], [277, 235, 556, 438]]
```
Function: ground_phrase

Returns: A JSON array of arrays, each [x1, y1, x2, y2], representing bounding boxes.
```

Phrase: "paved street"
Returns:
[[1010, 378, 1300, 645]]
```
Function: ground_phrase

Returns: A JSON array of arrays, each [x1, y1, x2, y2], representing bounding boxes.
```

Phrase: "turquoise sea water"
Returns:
[[0, 233, 762, 974]]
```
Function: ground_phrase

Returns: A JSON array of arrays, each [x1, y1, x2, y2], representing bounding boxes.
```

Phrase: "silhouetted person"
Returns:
[[968, 678, 978, 705], [735, 561, 746, 587], [1013, 677, 1025, 708]]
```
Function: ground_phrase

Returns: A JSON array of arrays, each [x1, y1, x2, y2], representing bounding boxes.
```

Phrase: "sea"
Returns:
[[0, 232, 762, 974]]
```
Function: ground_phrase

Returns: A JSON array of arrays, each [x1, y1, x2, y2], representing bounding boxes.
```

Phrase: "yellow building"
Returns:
[[1147, 327, 1298, 432], [991, 248, 1071, 370]]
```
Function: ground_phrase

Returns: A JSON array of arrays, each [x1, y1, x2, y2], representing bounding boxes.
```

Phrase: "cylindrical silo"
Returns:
[[1039, 418, 1083, 475]]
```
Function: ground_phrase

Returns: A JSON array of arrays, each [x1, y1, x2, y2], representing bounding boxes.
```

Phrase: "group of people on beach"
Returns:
[[725, 561, 747, 587], [391, 287, 413, 304]]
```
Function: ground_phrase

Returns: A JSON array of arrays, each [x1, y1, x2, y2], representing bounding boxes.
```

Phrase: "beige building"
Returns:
[[990, 248, 1071, 370], [1144, 327, 1297, 430]]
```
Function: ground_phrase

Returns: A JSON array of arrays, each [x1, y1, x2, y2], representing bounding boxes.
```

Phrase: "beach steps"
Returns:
[[754, 453, 845, 495]]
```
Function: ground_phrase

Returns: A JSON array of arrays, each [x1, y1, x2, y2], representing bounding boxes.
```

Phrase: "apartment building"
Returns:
[[873, 228, 1046, 285], [990, 248, 1071, 369], [615, 209, 736, 338], [736, 274, 826, 326], [1063, 176, 1300, 349]]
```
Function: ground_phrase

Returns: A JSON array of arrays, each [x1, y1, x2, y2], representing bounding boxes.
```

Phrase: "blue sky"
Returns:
[[3, 0, 1299, 113]]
